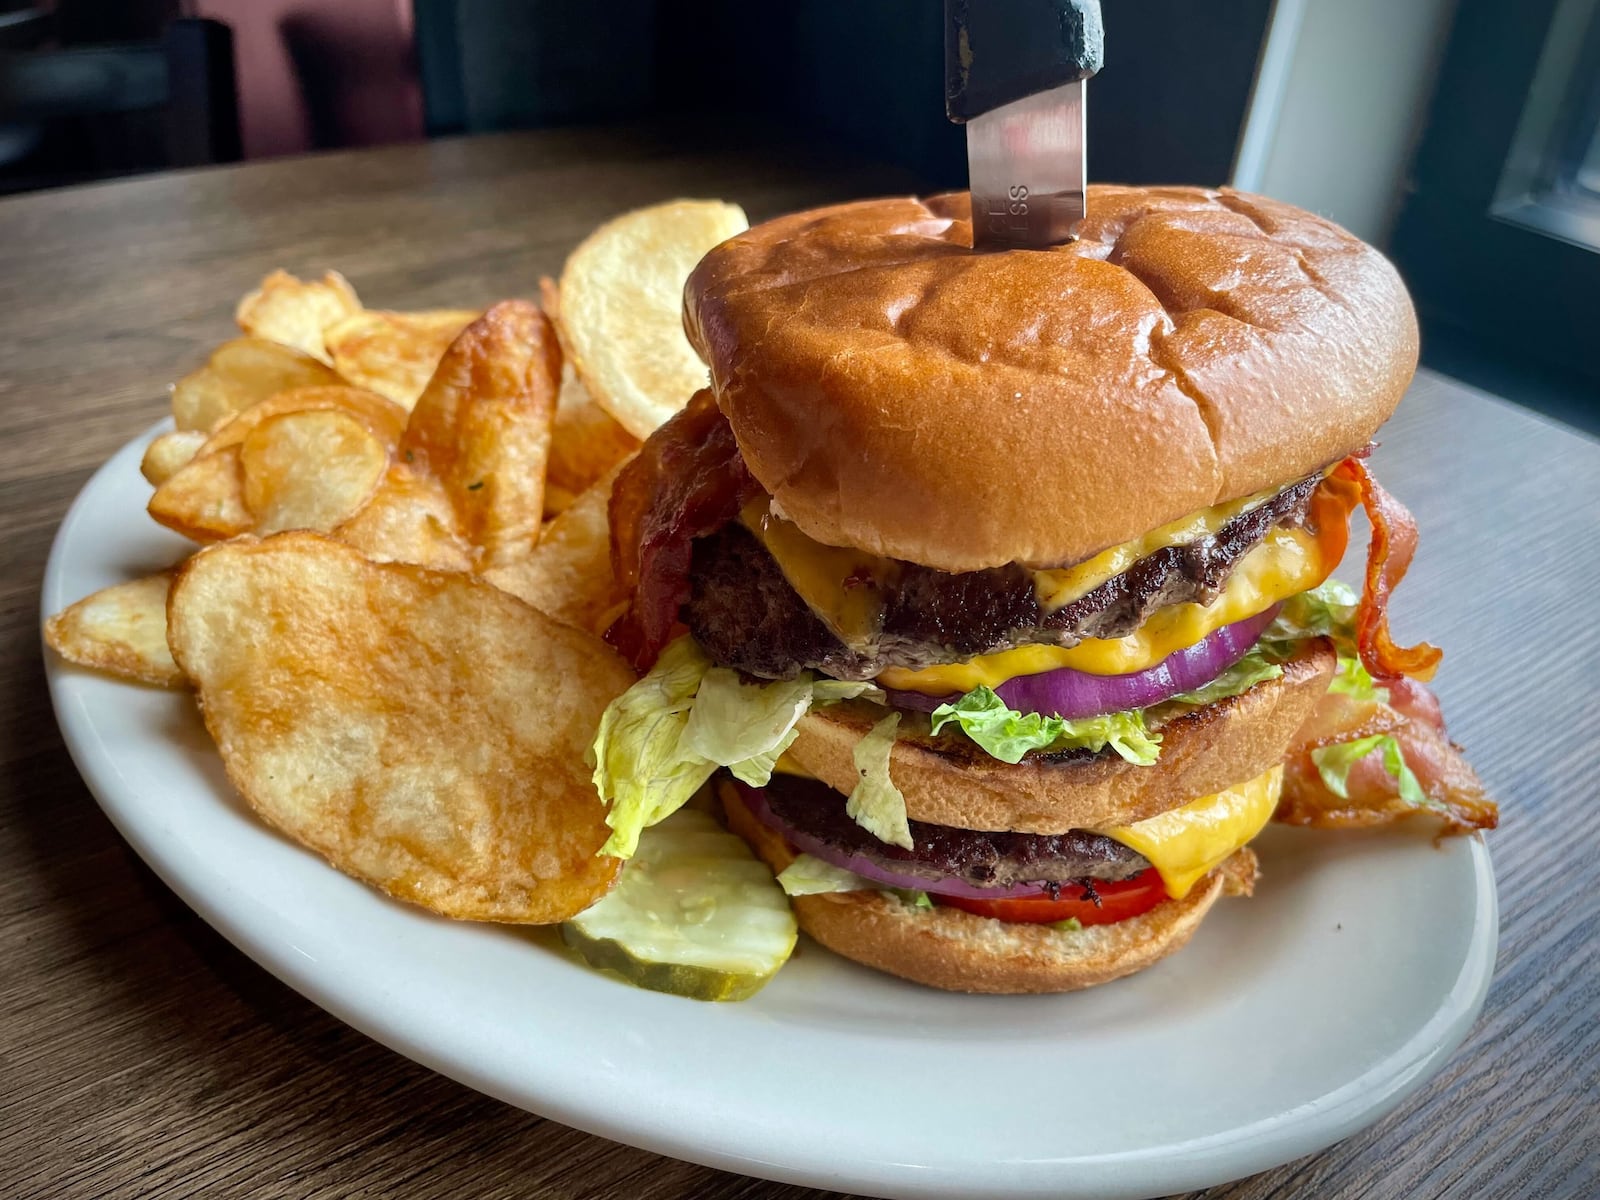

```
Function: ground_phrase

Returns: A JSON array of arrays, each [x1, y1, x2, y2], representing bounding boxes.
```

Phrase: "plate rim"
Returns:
[[39, 421, 1500, 1200]]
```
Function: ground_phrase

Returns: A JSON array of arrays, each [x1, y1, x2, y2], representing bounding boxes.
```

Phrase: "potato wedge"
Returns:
[[148, 446, 251, 541], [333, 463, 474, 572], [140, 430, 208, 487], [239, 409, 388, 536], [557, 199, 746, 438], [44, 573, 183, 688], [324, 309, 480, 410], [485, 464, 627, 636], [201, 385, 406, 456], [235, 270, 361, 363], [171, 337, 343, 432], [401, 301, 559, 570], [167, 533, 633, 922]]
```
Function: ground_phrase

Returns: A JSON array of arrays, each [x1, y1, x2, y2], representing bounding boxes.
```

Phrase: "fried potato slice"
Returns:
[[235, 270, 361, 363], [333, 463, 474, 571], [148, 446, 251, 541], [239, 409, 388, 536], [141, 430, 208, 487], [557, 199, 747, 438], [44, 573, 183, 688], [167, 533, 633, 922], [171, 337, 343, 432], [547, 365, 639, 513], [324, 309, 481, 410], [401, 300, 559, 569], [201, 385, 407, 456], [485, 464, 627, 636]]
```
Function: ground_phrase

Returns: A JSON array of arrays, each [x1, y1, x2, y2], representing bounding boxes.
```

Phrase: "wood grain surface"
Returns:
[[2, 128, 1596, 1200]]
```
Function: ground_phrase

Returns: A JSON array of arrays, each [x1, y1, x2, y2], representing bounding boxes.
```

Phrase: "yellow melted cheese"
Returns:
[[878, 524, 1330, 693], [1032, 485, 1278, 611], [741, 498, 887, 645], [1099, 765, 1282, 899], [771, 753, 816, 780]]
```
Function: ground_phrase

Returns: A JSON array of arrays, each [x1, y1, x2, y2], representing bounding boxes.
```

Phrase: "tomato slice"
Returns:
[[938, 869, 1168, 927]]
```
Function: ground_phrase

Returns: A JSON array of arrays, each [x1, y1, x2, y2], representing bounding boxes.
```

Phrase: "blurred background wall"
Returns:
[[1, 0, 1595, 415]]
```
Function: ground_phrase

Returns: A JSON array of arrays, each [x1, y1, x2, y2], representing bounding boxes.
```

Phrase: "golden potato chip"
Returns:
[[401, 301, 558, 569], [140, 430, 208, 487], [166, 533, 633, 922], [557, 199, 747, 438], [333, 463, 474, 572], [485, 464, 627, 636], [235, 270, 361, 363], [44, 573, 184, 688], [324, 309, 480, 410], [148, 447, 251, 541], [547, 366, 639, 512], [201, 385, 407, 456], [171, 337, 342, 432], [239, 409, 388, 536]]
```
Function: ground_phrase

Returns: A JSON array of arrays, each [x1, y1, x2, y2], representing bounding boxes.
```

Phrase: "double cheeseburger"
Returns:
[[590, 186, 1494, 994]]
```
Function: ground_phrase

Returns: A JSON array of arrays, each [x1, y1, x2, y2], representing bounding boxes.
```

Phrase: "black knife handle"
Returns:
[[945, 0, 1104, 122]]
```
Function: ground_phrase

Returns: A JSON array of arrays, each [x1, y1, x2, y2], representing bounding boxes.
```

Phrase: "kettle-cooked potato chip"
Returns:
[[333, 463, 474, 572], [201, 385, 407, 456], [140, 430, 208, 487], [167, 533, 633, 922], [557, 199, 747, 439], [324, 309, 481, 410], [45, 573, 184, 688], [239, 409, 388, 536], [401, 301, 559, 570], [546, 366, 639, 513], [148, 446, 251, 542], [171, 337, 343, 433], [485, 464, 627, 636], [235, 270, 361, 363]]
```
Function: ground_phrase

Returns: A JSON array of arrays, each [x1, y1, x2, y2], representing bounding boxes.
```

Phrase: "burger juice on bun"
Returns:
[[590, 188, 1497, 994]]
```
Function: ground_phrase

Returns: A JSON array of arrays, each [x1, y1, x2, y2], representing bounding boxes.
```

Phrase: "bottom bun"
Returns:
[[721, 779, 1258, 995]]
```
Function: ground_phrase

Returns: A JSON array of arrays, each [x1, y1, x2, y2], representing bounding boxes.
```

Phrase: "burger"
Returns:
[[587, 186, 1496, 994]]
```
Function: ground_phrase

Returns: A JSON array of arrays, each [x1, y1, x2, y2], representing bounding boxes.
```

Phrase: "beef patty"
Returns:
[[687, 473, 1320, 680], [749, 774, 1149, 888]]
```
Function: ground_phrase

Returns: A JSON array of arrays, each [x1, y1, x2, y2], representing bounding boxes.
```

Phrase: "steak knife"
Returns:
[[945, 0, 1105, 249]]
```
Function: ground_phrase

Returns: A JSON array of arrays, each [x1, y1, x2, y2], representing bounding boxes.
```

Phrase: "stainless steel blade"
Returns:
[[966, 79, 1086, 250]]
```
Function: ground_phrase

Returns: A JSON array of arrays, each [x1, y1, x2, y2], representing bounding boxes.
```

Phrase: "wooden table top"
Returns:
[[2, 128, 1596, 1200]]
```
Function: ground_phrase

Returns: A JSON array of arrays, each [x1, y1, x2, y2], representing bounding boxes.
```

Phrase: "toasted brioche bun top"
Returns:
[[685, 187, 1417, 572]]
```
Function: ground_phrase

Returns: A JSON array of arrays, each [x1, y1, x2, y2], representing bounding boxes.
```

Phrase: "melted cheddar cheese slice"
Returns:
[[879, 525, 1330, 693], [1099, 766, 1282, 898], [745, 487, 1334, 696]]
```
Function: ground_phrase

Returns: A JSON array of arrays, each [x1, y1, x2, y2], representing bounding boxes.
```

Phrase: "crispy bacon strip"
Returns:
[[1280, 676, 1497, 833], [1331, 456, 1443, 682], [606, 389, 758, 668]]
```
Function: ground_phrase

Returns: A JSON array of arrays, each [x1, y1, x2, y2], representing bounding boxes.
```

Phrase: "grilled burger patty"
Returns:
[[687, 473, 1320, 681], [756, 774, 1149, 888]]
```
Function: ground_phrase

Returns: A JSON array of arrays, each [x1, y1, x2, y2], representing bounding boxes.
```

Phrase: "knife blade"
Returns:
[[945, 0, 1104, 250]]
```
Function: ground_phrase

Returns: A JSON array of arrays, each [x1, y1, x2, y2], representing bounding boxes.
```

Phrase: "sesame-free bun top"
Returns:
[[684, 187, 1417, 572]]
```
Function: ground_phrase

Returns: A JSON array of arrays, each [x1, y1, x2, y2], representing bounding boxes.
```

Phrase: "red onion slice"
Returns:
[[887, 604, 1281, 721], [735, 781, 1055, 900]]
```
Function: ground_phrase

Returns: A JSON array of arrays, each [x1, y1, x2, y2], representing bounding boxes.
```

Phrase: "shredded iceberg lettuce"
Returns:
[[775, 854, 874, 896], [1311, 734, 1434, 811], [929, 687, 1161, 765], [845, 713, 913, 849], [776, 854, 931, 910], [591, 636, 880, 858]]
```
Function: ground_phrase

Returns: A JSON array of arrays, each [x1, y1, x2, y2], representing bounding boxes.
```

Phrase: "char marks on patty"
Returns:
[[687, 473, 1320, 680], [754, 775, 1149, 888]]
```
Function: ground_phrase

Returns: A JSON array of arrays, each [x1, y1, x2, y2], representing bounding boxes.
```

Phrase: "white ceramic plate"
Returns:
[[43, 424, 1498, 1200]]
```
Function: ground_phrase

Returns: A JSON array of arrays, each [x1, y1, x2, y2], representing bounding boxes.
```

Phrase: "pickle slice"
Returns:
[[561, 809, 798, 1001]]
